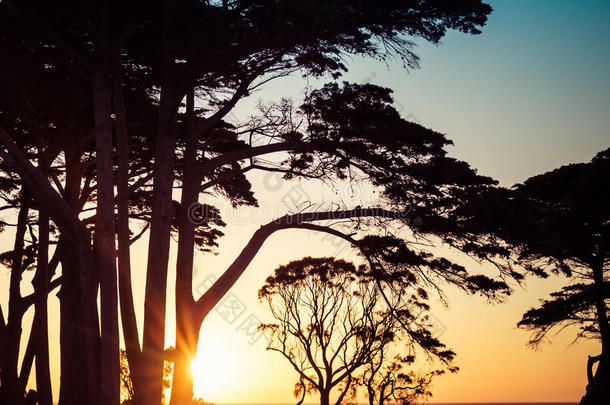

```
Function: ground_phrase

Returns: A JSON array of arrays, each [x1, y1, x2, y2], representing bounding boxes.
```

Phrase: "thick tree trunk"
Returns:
[[139, 4, 184, 390], [58, 143, 83, 405], [93, 47, 120, 405], [58, 144, 86, 405], [320, 390, 331, 405], [169, 348, 196, 405], [59, 245, 100, 405], [0, 193, 29, 405], [112, 34, 144, 405], [33, 209, 53, 405], [141, 81, 181, 404], [58, 142, 100, 405], [170, 83, 200, 405], [169, 307, 200, 404], [57, 248, 89, 405], [581, 354, 610, 405]]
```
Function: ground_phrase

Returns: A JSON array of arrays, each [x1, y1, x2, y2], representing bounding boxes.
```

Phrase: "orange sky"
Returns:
[[174, 178, 598, 403], [0, 173, 598, 403]]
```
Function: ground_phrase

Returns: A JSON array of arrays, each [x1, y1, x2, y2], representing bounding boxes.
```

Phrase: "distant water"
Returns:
[[218, 403, 579, 405], [430, 403, 578, 405], [57, 403, 580, 405], [58, 403, 580, 405]]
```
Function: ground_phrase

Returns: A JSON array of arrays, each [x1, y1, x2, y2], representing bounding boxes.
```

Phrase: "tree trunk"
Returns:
[[58, 141, 100, 405], [33, 209, 53, 405], [320, 389, 331, 405], [367, 385, 375, 405], [0, 103, 99, 405], [580, 255, 610, 404], [0, 192, 29, 405], [141, 78, 181, 405], [58, 146, 89, 405], [169, 305, 200, 405], [17, 316, 36, 394], [169, 348, 196, 405], [580, 354, 610, 405], [139, 3, 185, 388], [57, 248, 89, 405], [170, 82, 200, 405], [112, 32, 144, 405], [0, 306, 5, 376], [19, 310, 36, 393], [334, 375, 352, 405], [93, 42, 120, 405]]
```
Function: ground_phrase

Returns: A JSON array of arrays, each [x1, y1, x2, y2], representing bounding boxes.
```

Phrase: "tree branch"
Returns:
[[197, 141, 314, 178], [194, 207, 403, 321], [0, 125, 88, 243]]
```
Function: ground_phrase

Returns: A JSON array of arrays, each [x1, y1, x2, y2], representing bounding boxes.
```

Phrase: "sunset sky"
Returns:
[[1, 0, 609, 403]]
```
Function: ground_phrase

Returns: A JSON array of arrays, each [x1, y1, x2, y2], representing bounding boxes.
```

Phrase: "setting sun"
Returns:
[[190, 346, 235, 401], [190, 327, 249, 402]]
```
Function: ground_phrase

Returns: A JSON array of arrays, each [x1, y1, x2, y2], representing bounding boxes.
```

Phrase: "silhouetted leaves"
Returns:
[[514, 149, 610, 347]]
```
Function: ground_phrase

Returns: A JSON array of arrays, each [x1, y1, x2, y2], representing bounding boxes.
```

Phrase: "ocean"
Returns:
[[217, 403, 579, 405]]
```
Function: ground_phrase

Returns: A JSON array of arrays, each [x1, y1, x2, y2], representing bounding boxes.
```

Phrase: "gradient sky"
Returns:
[[1, 0, 609, 403]]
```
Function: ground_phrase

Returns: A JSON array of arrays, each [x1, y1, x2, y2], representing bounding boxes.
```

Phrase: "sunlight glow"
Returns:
[[190, 336, 241, 402]]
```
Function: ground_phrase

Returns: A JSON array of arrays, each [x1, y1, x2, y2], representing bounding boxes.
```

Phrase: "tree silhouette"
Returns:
[[0, 1, 515, 404], [259, 257, 447, 405], [0, 182, 55, 405], [361, 350, 443, 405], [509, 149, 610, 404]]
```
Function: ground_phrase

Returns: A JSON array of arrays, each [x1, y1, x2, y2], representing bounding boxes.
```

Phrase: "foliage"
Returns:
[[495, 148, 610, 405], [513, 148, 610, 345], [259, 257, 446, 404]]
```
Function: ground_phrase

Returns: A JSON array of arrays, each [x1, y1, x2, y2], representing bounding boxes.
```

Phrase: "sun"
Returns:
[[189, 333, 242, 402]]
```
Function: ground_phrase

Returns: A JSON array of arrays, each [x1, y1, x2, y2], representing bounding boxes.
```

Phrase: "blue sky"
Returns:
[[392, 0, 610, 185], [242, 0, 610, 186]]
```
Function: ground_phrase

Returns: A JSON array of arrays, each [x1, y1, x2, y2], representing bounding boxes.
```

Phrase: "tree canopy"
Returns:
[[259, 257, 446, 405], [510, 149, 610, 404]]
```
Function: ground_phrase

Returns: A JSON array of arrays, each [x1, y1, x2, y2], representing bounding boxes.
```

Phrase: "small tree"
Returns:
[[259, 257, 445, 405]]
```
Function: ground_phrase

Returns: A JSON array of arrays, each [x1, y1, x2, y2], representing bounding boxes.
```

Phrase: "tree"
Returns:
[[259, 257, 446, 405], [0, 177, 55, 405], [0, 1, 516, 404], [0, 189, 31, 404], [509, 148, 610, 404]]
